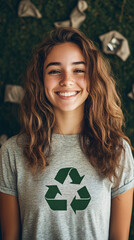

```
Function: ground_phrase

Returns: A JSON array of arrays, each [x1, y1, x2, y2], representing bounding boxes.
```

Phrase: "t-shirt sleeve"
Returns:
[[0, 141, 18, 196], [111, 140, 134, 198]]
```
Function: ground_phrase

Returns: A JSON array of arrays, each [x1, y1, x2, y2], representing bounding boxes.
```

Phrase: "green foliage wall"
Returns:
[[0, 0, 134, 141], [0, 0, 134, 239]]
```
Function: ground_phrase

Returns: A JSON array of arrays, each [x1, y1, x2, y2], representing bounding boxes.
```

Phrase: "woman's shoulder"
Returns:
[[1, 133, 27, 152], [121, 138, 133, 158], [116, 138, 134, 178]]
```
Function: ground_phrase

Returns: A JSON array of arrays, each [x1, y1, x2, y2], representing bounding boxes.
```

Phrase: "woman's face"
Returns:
[[44, 42, 89, 114]]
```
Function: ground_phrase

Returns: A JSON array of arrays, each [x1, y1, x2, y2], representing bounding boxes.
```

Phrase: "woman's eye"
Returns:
[[74, 69, 85, 73], [48, 70, 61, 75]]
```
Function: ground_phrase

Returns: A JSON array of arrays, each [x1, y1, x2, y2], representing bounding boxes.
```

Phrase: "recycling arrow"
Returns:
[[45, 185, 67, 210], [77, 186, 91, 198], [70, 186, 91, 214], [54, 167, 84, 184], [45, 167, 91, 213]]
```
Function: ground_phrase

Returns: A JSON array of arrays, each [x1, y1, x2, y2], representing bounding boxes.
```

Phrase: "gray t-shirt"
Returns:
[[0, 134, 134, 240]]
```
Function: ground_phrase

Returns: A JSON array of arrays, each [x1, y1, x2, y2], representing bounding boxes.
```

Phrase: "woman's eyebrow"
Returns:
[[46, 62, 61, 69], [72, 61, 86, 65]]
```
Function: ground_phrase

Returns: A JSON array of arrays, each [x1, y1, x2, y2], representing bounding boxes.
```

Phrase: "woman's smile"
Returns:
[[55, 90, 80, 98]]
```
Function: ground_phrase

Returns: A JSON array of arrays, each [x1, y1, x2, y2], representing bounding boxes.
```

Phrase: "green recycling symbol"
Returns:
[[45, 167, 91, 214]]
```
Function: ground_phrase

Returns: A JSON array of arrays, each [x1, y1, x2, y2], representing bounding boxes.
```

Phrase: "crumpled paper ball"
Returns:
[[4, 85, 25, 104], [18, 0, 42, 18], [54, 0, 88, 29], [0, 134, 8, 148], [99, 30, 130, 61], [128, 84, 134, 101]]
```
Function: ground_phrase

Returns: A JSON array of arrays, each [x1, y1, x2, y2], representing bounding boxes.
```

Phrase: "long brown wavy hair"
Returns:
[[18, 27, 131, 181]]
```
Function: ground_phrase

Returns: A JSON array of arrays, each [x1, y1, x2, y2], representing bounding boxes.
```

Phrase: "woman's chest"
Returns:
[[16, 156, 112, 216]]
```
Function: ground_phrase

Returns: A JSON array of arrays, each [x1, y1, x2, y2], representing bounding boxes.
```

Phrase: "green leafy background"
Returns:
[[0, 0, 134, 238]]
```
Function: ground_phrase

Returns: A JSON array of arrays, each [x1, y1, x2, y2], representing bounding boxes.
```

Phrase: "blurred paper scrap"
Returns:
[[4, 85, 25, 104], [128, 84, 134, 101], [54, 0, 88, 28], [0, 135, 8, 148], [18, 0, 42, 18], [99, 31, 130, 61]]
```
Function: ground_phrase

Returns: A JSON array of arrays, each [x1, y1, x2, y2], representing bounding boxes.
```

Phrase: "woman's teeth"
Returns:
[[58, 92, 78, 97]]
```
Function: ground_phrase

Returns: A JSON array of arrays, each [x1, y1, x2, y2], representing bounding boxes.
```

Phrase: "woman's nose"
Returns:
[[59, 72, 74, 87]]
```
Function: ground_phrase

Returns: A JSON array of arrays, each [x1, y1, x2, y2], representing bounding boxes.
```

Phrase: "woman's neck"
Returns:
[[53, 109, 84, 135]]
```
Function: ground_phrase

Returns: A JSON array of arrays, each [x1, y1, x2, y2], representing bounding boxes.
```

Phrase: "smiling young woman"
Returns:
[[0, 27, 134, 240]]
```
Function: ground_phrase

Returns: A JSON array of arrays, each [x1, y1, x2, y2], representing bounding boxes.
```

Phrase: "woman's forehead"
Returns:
[[44, 42, 86, 67]]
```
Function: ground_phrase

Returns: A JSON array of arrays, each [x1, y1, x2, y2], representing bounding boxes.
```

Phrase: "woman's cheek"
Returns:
[[44, 77, 55, 89]]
